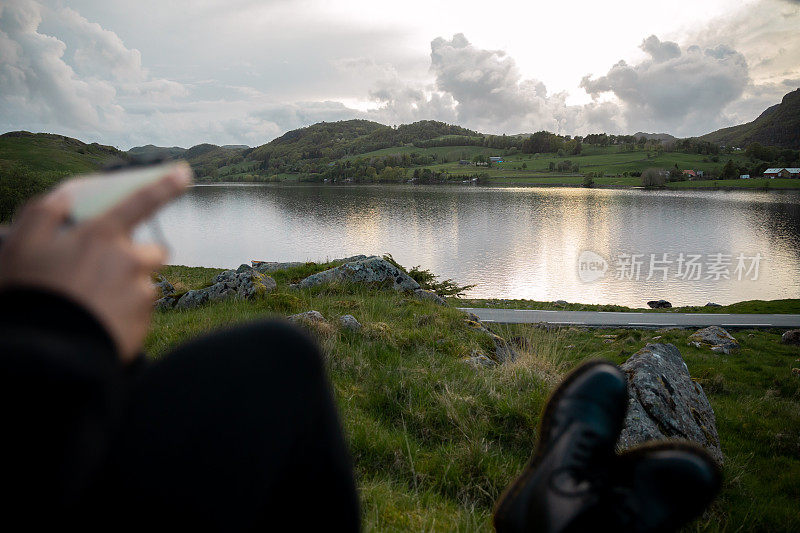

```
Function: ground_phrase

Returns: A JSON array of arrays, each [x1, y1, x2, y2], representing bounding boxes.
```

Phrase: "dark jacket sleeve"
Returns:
[[0, 287, 128, 514]]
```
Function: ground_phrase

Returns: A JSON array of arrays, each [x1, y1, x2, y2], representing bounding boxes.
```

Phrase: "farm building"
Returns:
[[764, 168, 800, 178], [489, 156, 504, 163]]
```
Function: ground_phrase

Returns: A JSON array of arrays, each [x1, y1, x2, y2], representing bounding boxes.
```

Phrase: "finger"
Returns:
[[97, 162, 192, 234], [132, 243, 169, 272], [10, 189, 72, 243]]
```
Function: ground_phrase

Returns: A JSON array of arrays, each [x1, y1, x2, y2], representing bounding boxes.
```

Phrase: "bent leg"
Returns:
[[105, 320, 359, 531]]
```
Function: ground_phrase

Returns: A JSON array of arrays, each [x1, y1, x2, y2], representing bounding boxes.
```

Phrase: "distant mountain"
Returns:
[[222, 144, 250, 149], [700, 89, 800, 149], [633, 132, 676, 142], [0, 131, 126, 173]]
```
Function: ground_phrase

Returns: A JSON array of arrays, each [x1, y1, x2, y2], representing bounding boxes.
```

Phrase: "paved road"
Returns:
[[458, 307, 800, 329]]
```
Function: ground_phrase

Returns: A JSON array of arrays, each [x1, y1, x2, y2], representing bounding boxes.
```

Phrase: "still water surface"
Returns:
[[149, 184, 800, 307]]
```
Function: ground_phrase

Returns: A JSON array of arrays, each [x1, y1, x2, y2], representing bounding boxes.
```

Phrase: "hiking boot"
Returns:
[[493, 360, 628, 533], [592, 442, 722, 533]]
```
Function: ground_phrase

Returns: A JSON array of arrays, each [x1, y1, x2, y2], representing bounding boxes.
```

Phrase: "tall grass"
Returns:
[[147, 264, 800, 531]]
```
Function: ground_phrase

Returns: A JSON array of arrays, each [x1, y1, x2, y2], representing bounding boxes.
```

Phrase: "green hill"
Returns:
[[128, 144, 187, 160], [241, 119, 481, 175], [0, 131, 126, 173], [701, 89, 800, 149]]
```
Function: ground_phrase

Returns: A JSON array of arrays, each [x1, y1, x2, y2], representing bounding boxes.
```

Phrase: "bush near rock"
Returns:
[[297, 256, 420, 292], [688, 326, 739, 354], [647, 299, 672, 309], [782, 329, 800, 346], [618, 343, 723, 465]]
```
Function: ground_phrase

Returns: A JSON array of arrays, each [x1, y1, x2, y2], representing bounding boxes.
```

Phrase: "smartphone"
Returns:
[[62, 160, 187, 223]]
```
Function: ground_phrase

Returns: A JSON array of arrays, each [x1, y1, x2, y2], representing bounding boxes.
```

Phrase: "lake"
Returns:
[[147, 184, 800, 307]]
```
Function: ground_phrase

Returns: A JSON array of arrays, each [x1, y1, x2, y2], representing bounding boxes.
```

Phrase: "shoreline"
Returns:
[[193, 179, 800, 192]]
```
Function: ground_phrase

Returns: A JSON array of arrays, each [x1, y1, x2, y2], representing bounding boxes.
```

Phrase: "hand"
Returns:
[[0, 163, 192, 363]]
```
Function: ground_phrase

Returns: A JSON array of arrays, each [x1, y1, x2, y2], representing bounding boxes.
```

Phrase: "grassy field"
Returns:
[[149, 261, 800, 531]]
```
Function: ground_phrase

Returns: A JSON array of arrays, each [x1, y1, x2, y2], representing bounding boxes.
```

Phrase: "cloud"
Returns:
[[363, 33, 622, 135], [1, 1, 796, 147], [0, 0, 186, 141], [580, 35, 749, 136]]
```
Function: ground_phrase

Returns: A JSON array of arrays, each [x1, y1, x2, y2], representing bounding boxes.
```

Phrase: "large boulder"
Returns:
[[688, 326, 739, 354], [647, 299, 672, 309], [297, 256, 420, 292], [618, 343, 723, 465], [782, 329, 800, 346]]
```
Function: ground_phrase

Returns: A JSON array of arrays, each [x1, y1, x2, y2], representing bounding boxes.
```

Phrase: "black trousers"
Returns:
[[97, 321, 360, 531]]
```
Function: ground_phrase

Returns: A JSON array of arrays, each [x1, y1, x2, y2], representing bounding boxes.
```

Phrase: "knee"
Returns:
[[191, 319, 325, 381]]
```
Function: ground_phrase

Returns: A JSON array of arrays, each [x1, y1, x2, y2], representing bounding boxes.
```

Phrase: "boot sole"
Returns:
[[493, 358, 623, 524]]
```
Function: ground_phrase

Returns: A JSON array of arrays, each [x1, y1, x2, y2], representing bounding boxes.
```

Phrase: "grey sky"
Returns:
[[1, 0, 798, 148]]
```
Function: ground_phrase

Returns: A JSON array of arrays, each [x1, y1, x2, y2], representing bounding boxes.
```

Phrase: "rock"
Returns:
[[253, 261, 305, 273], [212, 265, 277, 300], [782, 329, 800, 346], [554, 300, 568, 307], [154, 296, 176, 310], [688, 326, 739, 354], [463, 351, 498, 368], [176, 289, 210, 310], [464, 315, 519, 364], [618, 343, 723, 465], [170, 265, 277, 310], [153, 274, 175, 298], [297, 256, 420, 292], [705, 302, 722, 307], [288, 310, 327, 324], [339, 314, 362, 331], [288, 310, 335, 336], [205, 282, 236, 302], [647, 299, 672, 309], [413, 289, 447, 305]]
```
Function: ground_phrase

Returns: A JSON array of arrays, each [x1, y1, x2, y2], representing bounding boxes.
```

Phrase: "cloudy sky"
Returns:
[[1, 0, 798, 149]]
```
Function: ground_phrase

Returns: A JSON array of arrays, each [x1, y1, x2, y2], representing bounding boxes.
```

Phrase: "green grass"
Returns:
[[455, 298, 800, 314], [148, 262, 800, 531]]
